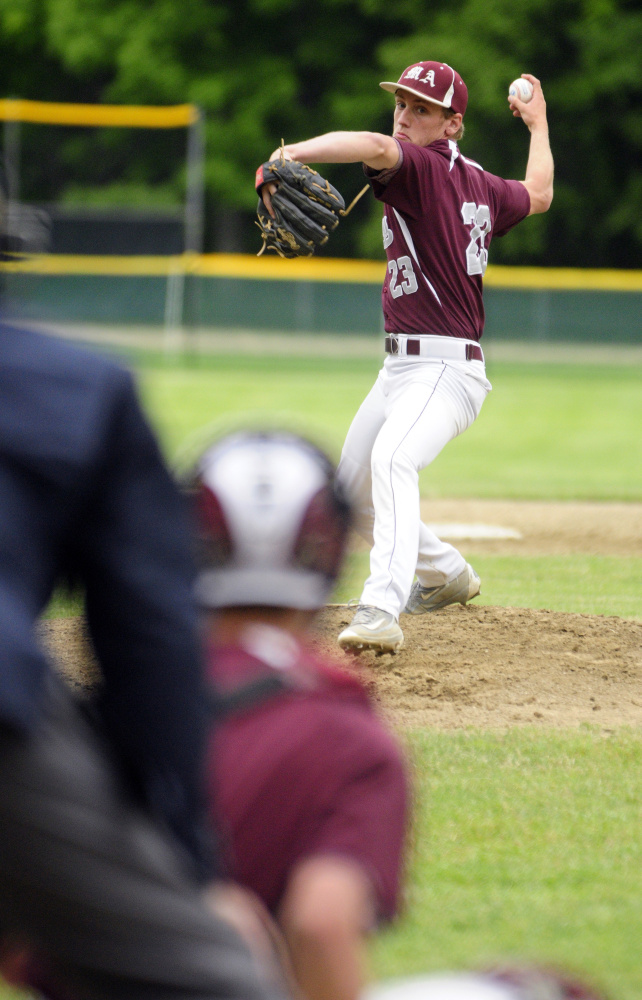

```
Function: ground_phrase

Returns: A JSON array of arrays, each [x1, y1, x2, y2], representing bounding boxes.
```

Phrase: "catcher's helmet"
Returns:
[[187, 430, 352, 610], [364, 968, 608, 1000]]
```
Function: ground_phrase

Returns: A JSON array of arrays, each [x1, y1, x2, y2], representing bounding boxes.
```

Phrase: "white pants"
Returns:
[[338, 354, 491, 619]]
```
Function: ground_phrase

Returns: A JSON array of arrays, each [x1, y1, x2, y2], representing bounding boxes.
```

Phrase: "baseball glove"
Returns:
[[255, 158, 346, 258]]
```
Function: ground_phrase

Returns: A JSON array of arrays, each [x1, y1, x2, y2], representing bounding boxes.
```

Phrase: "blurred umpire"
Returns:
[[0, 174, 287, 999]]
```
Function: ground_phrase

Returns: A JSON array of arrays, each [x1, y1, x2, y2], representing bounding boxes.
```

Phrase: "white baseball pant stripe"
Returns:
[[338, 356, 490, 619]]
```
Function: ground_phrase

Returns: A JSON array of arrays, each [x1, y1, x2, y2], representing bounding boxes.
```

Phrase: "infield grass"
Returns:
[[44, 550, 642, 621], [369, 728, 642, 1000], [334, 551, 642, 620], [128, 352, 642, 502]]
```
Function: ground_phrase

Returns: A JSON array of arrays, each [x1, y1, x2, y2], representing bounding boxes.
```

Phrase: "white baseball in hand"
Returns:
[[509, 78, 533, 102]]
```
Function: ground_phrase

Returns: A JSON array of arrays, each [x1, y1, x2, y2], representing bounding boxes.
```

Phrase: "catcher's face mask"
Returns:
[[188, 430, 352, 611]]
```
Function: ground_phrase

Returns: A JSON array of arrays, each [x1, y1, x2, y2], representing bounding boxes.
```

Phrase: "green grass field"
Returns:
[[133, 352, 642, 502], [31, 346, 642, 1000], [373, 729, 642, 1000]]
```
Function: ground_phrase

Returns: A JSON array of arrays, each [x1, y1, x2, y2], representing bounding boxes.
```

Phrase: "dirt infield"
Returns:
[[310, 605, 642, 732], [40, 500, 642, 734]]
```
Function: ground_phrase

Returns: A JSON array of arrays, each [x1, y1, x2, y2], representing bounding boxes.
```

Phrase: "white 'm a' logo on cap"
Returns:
[[405, 66, 436, 87]]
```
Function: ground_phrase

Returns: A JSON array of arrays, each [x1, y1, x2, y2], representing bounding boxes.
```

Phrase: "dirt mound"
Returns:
[[416, 498, 642, 557], [312, 605, 642, 732]]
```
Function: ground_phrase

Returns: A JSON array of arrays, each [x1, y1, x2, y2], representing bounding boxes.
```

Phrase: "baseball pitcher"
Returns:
[[257, 63, 553, 652]]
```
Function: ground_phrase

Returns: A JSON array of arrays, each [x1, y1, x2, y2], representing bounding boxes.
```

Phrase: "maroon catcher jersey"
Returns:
[[368, 138, 531, 341], [205, 631, 409, 922]]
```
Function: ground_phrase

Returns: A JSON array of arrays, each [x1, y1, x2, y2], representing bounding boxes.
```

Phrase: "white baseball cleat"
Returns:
[[404, 563, 481, 615], [338, 605, 404, 652]]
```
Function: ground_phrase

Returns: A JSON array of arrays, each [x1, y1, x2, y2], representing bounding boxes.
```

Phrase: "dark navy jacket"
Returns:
[[0, 323, 212, 880]]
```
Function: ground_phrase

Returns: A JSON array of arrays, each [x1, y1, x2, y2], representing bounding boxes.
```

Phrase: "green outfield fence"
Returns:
[[2, 253, 642, 343]]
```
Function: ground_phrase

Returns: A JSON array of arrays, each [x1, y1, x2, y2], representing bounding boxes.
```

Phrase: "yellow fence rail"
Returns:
[[2, 253, 642, 292], [0, 99, 197, 128]]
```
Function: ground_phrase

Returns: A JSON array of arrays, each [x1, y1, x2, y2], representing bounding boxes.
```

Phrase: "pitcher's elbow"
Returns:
[[530, 186, 553, 215]]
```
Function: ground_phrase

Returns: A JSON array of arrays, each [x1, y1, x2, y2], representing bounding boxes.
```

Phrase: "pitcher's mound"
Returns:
[[311, 605, 642, 732]]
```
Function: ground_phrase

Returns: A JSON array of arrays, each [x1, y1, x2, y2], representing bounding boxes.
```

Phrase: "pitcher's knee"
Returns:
[[371, 441, 417, 480]]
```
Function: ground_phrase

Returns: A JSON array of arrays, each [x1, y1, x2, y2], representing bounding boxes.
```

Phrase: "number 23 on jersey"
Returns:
[[382, 202, 491, 297]]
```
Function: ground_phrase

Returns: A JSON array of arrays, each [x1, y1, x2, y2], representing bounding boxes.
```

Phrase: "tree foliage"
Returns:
[[0, 0, 641, 264]]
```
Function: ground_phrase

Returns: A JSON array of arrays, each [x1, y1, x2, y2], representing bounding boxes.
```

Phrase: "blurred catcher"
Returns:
[[187, 428, 411, 1000]]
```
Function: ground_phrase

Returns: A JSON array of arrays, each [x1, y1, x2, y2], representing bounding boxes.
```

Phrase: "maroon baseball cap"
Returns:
[[380, 61, 468, 116]]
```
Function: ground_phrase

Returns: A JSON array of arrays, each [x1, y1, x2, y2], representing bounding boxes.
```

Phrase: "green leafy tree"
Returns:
[[0, 0, 640, 264]]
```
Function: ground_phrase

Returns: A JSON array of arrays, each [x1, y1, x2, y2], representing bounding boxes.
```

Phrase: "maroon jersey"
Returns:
[[205, 627, 409, 922], [368, 138, 531, 340]]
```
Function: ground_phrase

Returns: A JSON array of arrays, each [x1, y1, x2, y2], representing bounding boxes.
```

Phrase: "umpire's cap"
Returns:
[[187, 430, 352, 611]]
